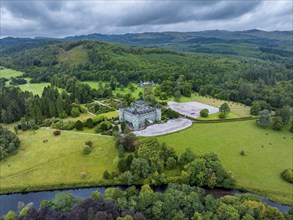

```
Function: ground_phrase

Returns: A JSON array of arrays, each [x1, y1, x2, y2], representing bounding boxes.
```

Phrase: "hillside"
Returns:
[[1, 30, 292, 67], [0, 40, 292, 109]]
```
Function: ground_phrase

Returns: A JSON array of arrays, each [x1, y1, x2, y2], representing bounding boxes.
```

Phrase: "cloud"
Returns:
[[0, 0, 292, 38]]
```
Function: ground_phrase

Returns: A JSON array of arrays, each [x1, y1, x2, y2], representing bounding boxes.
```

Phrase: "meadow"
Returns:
[[0, 66, 23, 79], [18, 82, 51, 96], [157, 120, 293, 205], [0, 129, 117, 194]]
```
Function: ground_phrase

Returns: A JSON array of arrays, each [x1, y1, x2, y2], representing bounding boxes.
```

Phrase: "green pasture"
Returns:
[[0, 129, 116, 193], [0, 66, 23, 79], [157, 120, 293, 205]]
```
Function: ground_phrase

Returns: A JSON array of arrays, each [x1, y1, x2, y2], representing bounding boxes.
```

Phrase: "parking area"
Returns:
[[168, 101, 219, 118]]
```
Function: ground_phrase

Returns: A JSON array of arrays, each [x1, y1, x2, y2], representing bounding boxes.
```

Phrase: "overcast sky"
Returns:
[[1, 0, 292, 38]]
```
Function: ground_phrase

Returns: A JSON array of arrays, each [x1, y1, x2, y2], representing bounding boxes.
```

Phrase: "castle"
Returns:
[[119, 100, 161, 130]]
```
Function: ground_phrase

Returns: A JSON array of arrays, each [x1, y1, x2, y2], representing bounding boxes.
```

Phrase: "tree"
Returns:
[[3, 211, 16, 220], [178, 148, 196, 167], [85, 118, 94, 128], [218, 112, 226, 119], [119, 171, 134, 185], [219, 103, 230, 115], [200, 109, 209, 118], [277, 105, 291, 125], [250, 101, 261, 115], [103, 170, 111, 180], [272, 116, 283, 131], [258, 109, 271, 128], [166, 157, 177, 169], [70, 107, 80, 118], [75, 120, 84, 130], [130, 158, 151, 179], [174, 90, 181, 102]]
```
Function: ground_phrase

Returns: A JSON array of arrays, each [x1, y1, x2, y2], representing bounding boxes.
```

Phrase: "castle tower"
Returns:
[[156, 102, 161, 121], [119, 101, 124, 122]]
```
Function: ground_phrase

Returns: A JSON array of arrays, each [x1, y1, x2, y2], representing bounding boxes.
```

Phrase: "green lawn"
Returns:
[[0, 129, 116, 193], [0, 66, 23, 79], [99, 111, 119, 118], [84, 81, 145, 99], [157, 120, 293, 205], [197, 112, 239, 120], [18, 82, 63, 96]]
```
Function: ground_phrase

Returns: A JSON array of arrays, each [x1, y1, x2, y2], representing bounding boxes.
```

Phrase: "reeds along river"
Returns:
[[0, 186, 291, 217]]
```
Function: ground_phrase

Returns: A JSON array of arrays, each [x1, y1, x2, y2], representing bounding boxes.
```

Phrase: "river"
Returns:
[[0, 186, 291, 217]]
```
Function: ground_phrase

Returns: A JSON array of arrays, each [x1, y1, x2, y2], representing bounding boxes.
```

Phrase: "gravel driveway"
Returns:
[[134, 118, 192, 137]]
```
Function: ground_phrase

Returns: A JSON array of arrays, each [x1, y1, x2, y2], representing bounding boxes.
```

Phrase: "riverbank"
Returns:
[[1, 184, 292, 217]]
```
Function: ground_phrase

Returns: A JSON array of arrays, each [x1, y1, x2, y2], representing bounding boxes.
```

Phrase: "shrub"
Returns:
[[53, 130, 61, 136], [85, 118, 94, 128], [96, 121, 112, 133], [83, 145, 92, 155], [85, 140, 93, 147], [272, 116, 283, 131], [200, 109, 209, 118], [281, 169, 293, 183], [218, 112, 226, 119], [75, 120, 84, 130], [71, 107, 80, 118], [4, 211, 16, 220], [166, 157, 177, 169], [103, 170, 111, 180], [240, 150, 245, 156]]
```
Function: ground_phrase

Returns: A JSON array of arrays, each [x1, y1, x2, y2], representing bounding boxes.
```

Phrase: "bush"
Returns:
[[53, 130, 61, 136], [85, 140, 93, 147], [96, 121, 112, 133], [281, 169, 293, 183], [218, 112, 226, 119], [240, 150, 245, 156], [71, 107, 80, 118], [103, 170, 111, 180], [200, 109, 209, 118], [85, 118, 94, 128], [166, 157, 177, 169], [272, 116, 283, 131], [75, 120, 84, 130], [82, 145, 92, 155], [4, 211, 16, 220]]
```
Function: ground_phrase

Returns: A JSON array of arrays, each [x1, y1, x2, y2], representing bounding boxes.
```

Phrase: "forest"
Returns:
[[0, 39, 292, 111]]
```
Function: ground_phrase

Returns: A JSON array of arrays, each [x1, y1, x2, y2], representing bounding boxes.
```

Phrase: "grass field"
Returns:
[[18, 82, 51, 96], [157, 120, 293, 205], [0, 66, 23, 79], [18, 82, 64, 96], [0, 129, 116, 193], [84, 81, 144, 99]]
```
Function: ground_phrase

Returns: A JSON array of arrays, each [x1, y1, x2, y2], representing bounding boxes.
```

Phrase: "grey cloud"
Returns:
[[0, 0, 292, 38], [118, 1, 261, 26]]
